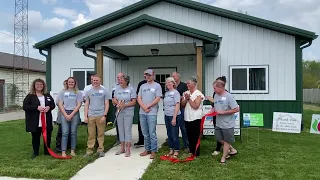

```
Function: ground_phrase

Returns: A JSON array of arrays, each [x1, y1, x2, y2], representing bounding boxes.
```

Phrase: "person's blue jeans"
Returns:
[[61, 110, 79, 151], [139, 114, 158, 152], [165, 115, 180, 151], [179, 108, 189, 148]]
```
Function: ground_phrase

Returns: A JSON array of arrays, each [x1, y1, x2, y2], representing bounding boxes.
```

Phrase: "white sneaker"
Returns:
[[212, 151, 220, 156]]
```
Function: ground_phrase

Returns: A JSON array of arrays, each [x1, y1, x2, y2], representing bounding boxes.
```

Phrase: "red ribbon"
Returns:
[[160, 111, 217, 163], [41, 112, 72, 159]]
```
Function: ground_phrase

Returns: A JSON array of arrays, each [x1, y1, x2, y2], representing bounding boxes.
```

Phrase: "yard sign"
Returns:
[[202, 105, 240, 136]]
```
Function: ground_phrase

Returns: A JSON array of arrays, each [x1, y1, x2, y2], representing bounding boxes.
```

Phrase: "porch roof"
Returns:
[[75, 14, 220, 49]]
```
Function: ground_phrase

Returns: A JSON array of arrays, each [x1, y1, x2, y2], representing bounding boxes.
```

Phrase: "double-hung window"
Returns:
[[229, 65, 269, 94]]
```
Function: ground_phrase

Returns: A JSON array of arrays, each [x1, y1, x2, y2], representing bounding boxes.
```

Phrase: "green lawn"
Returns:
[[0, 120, 116, 180], [142, 106, 320, 180]]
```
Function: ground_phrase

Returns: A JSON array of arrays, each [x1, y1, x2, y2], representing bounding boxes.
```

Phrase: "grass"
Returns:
[[142, 105, 320, 180], [0, 120, 116, 180]]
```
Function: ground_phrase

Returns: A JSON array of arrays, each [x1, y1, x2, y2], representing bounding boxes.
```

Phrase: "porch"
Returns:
[[75, 14, 222, 124]]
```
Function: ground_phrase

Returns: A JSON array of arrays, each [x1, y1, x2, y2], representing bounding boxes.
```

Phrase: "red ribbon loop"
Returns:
[[41, 112, 72, 159], [160, 111, 217, 163]]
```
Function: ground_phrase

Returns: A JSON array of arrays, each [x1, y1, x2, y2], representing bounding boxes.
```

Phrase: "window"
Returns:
[[70, 69, 95, 90], [229, 65, 268, 93]]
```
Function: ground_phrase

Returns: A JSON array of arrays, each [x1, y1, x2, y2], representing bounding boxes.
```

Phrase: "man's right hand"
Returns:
[[84, 117, 88, 123]]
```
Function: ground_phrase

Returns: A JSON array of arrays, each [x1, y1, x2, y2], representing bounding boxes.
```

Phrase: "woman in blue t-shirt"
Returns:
[[163, 77, 181, 158], [113, 75, 137, 157], [57, 77, 82, 157]]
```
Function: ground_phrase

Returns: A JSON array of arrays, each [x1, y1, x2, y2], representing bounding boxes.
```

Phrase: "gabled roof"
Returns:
[[33, 0, 318, 50], [75, 14, 220, 48]]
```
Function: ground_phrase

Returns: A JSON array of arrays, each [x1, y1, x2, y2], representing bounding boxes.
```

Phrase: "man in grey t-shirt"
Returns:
[[84, 75, 110, 157], [213, 79, 239, 164], [137, 69, 162, 159]]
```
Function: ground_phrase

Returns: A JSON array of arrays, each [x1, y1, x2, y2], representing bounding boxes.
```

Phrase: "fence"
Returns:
[[303, 89, 320, 104]]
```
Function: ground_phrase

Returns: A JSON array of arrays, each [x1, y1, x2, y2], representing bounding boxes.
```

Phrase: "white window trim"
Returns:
[[70, 68, 94, 90], [229, 65, 269, 94]]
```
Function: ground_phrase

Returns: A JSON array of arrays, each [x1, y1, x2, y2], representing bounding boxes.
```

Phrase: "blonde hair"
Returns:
[[29, 78, 47, 95], [166, 77, 176, 88], [66, 77, 79, 93]]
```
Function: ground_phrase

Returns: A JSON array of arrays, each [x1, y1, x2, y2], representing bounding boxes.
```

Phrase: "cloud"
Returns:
[[0, 30, 44, 60], [53, 7, 78, 20], [41, 0, 57, 4], [69, 0, 140, 27], [29, 10, 67, 33]]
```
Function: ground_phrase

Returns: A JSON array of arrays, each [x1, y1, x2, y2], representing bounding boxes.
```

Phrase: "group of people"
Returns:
[[22, 68, 239, 164]]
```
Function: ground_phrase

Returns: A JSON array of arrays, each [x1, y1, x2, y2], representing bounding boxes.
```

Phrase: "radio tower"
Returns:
[[13, 0, 29, 105]]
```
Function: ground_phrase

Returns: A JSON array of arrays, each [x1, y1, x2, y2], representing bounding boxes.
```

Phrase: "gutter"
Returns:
[[300, 40, 312, 49], [204, 37, 222, 57], [82, 48, 97, 73]]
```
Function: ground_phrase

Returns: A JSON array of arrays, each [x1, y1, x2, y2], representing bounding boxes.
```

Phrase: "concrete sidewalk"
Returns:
[[71, 124, 166, 180], [0, 111, 24, 122]]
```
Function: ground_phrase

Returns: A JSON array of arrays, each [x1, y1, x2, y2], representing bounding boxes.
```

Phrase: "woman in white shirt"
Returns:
[[181, 77, 204, 157]]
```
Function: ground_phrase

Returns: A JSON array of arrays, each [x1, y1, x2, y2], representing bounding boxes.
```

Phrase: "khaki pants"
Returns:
[[87, 116, 106, 154]]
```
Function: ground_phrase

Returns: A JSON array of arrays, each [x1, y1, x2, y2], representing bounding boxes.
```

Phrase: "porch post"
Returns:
[[96, 49, 104, 85], [196, 46, 203, 92]]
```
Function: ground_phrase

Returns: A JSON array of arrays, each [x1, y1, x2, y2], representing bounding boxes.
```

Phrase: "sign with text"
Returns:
[[310, 114, 320, 134], [202, 105, 240, 136], [243, 113, 264, 127], [272, 112, 302, 134]]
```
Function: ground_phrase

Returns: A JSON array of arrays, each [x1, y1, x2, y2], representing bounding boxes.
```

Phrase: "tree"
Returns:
[[303, 60, 320, 88]]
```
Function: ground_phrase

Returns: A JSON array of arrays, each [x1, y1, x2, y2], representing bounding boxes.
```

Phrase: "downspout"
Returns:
[[39, 49, 51, 91], [298, 39, 312, 131], [82, 48, 97, 74]]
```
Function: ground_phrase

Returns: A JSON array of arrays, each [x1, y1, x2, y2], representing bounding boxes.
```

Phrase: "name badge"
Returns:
[[99, 90, 104, 93], [221, 97, 226, 101], [170, 92, 175, 95], [64, 92, 70, 96], [125, 90, 131, 93], [150, 88, 155, 92]]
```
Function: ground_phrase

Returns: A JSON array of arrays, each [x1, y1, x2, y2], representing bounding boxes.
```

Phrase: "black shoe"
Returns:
[[44, 152, 50, 156], [134, 142, 144, 148], [31, 154, 38, 159]]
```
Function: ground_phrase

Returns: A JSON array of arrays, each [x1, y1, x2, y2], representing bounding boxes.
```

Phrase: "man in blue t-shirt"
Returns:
[[137, 69, 162, 159]]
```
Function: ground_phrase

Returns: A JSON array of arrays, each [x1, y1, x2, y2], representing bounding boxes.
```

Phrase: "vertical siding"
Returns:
[[0, 68, 45, 106], [96, 25, 201, 48], [50, 1, 296, 101]]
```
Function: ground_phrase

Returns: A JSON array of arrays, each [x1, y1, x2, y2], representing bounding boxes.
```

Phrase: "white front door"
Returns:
[[152, 68, 177, 125]]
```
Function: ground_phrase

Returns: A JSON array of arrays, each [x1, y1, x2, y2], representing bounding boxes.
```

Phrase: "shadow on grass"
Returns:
[[0, 120, 116, 180]]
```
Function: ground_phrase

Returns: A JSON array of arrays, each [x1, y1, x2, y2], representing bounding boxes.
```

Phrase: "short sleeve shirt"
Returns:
[[114, 86, 137, 114], [58, 90, 82, 110], [163, 89, 181, 116], [214, 91, 238, 129], [138, 82, 163, 115], [85, 87, 110, 117]]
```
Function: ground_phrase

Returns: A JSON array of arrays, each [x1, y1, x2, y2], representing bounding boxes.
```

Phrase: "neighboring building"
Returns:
[[0, 52, 46, 108], [33, 0, 317, 128]]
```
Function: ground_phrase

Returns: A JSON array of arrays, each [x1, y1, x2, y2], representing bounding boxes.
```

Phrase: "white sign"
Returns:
[[310, 114, 320, 134], [272, 112, 302, 133], [202, 105, 240, 136]]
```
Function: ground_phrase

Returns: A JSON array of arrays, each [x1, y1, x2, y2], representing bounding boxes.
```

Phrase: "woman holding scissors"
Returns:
[[112, 75, 137, 157]]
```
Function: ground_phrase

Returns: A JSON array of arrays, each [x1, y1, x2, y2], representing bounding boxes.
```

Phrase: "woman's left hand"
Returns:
[[171, 118, 176, 126]]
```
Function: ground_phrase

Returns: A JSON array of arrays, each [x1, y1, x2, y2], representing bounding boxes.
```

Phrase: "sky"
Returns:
[[0, 0, 319, 61]]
